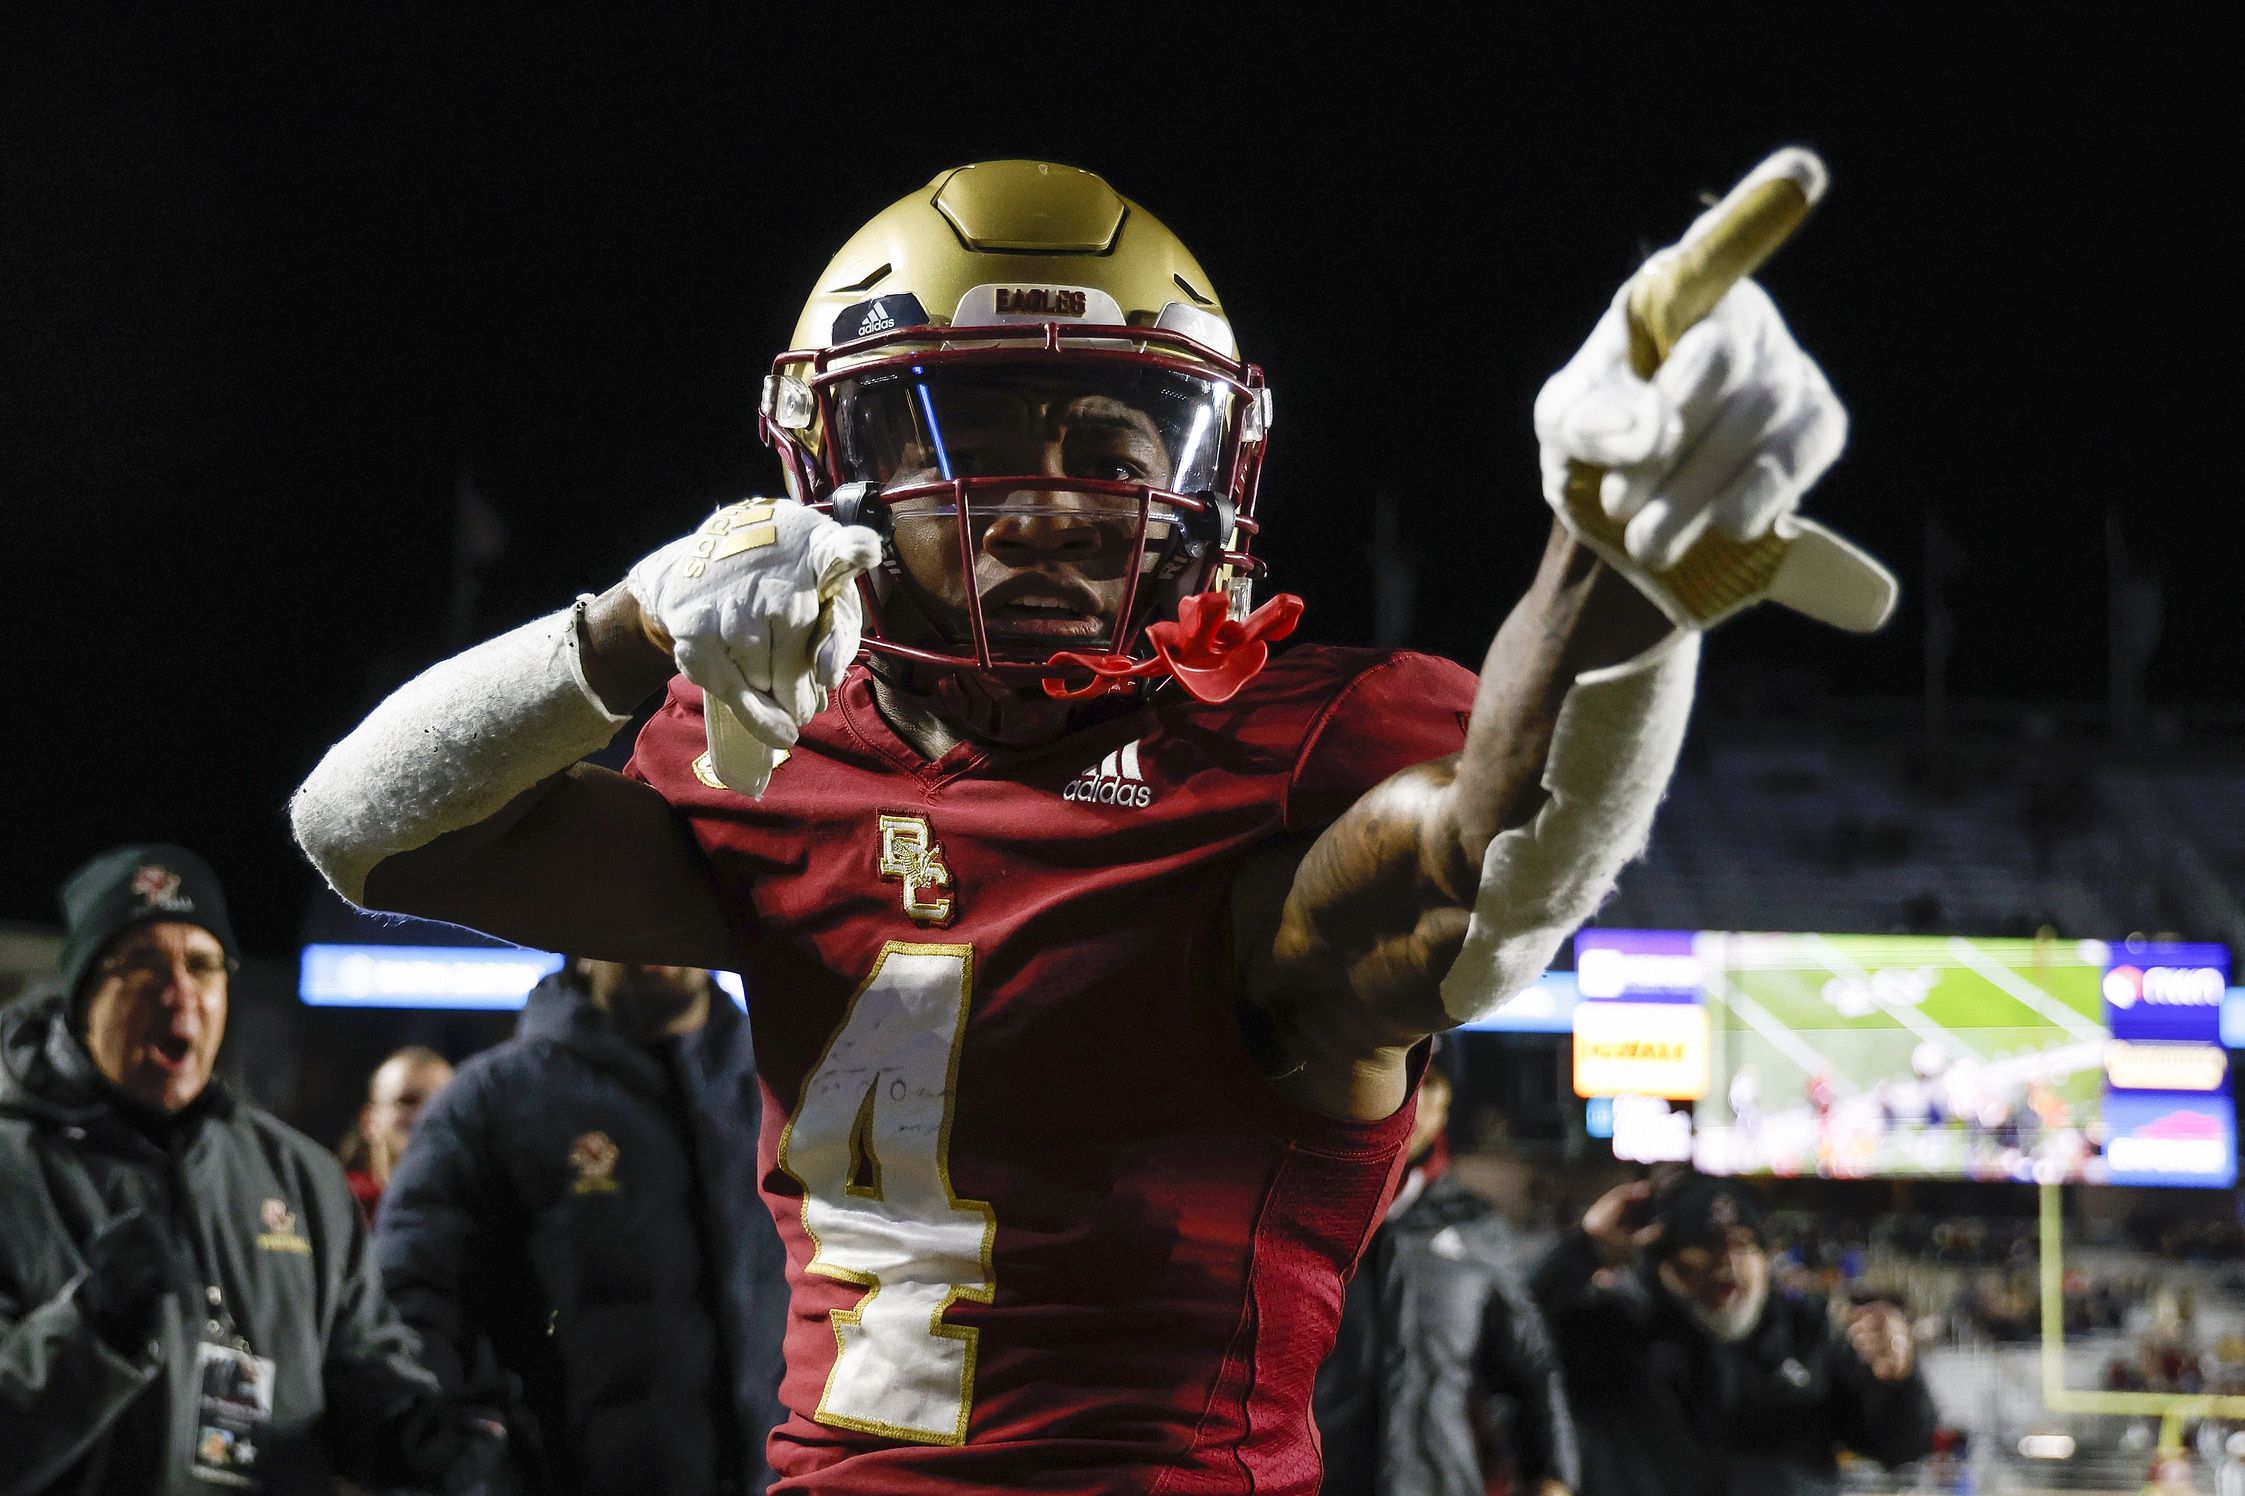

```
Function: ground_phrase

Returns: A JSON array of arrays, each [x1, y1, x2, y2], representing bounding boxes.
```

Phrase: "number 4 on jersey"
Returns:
[[777, 942, 996, 1444]]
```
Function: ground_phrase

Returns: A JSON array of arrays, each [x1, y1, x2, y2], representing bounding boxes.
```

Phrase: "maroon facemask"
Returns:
[[762, 318, 1291, 703]]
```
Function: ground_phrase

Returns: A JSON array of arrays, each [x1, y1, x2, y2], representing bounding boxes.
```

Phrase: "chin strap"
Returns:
[[1041, 591, 1305, 704]]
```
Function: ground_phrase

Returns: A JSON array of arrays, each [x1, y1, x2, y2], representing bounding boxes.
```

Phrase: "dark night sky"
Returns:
[[3, 6, 2233, 954]]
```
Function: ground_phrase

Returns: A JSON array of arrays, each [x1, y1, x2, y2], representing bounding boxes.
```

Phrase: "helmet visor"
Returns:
[[828, 357, 1237, 504], [827, 359, 1244, 664]]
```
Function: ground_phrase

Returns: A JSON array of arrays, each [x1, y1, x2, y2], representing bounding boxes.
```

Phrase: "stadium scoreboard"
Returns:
[[1571, 930, 2234, 1189]]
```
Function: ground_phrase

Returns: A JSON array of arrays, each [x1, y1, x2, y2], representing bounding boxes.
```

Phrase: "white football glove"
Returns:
[[1535, 271, 1846, 577], [626, 498, 882, 753]]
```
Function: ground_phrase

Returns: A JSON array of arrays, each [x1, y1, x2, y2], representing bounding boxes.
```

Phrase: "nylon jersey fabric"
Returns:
[[625, 644, 1477, 1493]]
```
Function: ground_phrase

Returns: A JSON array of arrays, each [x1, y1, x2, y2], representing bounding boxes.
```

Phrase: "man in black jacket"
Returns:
[[1531, 1174, 1936, 1496], [1316, 1037, 1579, 1496], [377, 959, 789, 1496], [0, 844, 497, 1495]]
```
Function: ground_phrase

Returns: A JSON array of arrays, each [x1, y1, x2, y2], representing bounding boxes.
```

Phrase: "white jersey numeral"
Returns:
[[777, 942, 994, 1444]]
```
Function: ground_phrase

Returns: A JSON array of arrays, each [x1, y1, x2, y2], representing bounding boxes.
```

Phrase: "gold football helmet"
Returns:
[[759, 161, 1278, 700]]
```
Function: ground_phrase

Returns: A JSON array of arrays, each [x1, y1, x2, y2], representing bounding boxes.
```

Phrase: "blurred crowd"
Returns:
[[1752, 1216, 2245, 1348]]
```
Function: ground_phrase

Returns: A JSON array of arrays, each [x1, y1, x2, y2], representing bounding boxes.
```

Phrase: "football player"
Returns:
[[294, 158, 1855, 1491]]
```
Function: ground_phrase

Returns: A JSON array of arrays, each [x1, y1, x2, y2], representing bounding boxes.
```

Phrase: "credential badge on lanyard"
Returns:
[[191, 1285, 275, 1489]]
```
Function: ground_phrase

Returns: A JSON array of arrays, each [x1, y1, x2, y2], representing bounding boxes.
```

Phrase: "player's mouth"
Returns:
[[981, 580, 1111, 644], [148, 1033, 197, 1071]]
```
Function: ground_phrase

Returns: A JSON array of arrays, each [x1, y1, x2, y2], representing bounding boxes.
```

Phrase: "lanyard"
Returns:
[[201, 1280, 255, 1357]]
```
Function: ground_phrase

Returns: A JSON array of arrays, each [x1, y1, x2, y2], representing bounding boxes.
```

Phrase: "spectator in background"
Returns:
[[377, 958, 788, 1496], [1316, 1034, 1578, 1496], [0, 844, 499, 1494], [1533, 1173, 1936, 1496], [338, 1045, 454, 1223], [2216, 1430, 2245, 1496]]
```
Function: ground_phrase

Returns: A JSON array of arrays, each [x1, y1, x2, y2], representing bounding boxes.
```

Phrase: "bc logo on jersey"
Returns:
[[877, 814, 955, 925], [1063, 738, 1154, 809]]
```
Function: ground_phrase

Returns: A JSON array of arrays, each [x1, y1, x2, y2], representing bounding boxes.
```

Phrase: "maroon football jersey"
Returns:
[[627, 643, 1476, 1493]]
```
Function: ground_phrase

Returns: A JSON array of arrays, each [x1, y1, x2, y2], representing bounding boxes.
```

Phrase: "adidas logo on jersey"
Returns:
[[1064, 738, 1154, 808]]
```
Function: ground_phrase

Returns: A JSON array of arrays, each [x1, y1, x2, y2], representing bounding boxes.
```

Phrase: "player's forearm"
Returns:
[[578, 581, 682, 715], [291, 605, 632, 905], [1438, 518, 1674, 884], [1255, 523, 1688, 1055], [1424, 522, 1699, 1024]]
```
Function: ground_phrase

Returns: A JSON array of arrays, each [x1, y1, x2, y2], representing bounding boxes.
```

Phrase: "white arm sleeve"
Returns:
[[1437, 629, 1699, 1022], [290, 603, 632, 905]]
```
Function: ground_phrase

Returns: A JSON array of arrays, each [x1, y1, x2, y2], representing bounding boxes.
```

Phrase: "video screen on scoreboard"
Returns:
[[1574, 930, 2233, 1187], [1693, 932, 2113, 1182]]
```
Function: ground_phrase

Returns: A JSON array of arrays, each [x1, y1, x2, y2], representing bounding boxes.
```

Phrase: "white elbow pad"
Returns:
[[1438, 631, 1699, 1022], [290, 603, 631, 905]]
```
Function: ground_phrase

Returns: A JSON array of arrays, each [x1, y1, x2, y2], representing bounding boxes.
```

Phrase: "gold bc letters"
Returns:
[[876, 814, 955, 925]]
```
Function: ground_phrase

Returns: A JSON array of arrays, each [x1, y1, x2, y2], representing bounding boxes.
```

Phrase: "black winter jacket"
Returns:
[[376, 974, 788, 1496], [1316, 1171, 1579, 1496], [1530, 1229, 1937, 1496], [0, 994, 446, 1495]]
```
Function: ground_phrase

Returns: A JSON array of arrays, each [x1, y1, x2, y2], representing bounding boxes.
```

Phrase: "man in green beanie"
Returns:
[[0, 844, 502, 1494]]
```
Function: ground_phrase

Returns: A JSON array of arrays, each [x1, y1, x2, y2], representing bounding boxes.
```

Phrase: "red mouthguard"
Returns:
[[1041, 591, 1305, 704]]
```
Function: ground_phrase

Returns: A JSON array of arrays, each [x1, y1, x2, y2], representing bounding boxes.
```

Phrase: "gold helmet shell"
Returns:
[[788, 160, 1235, 367]]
